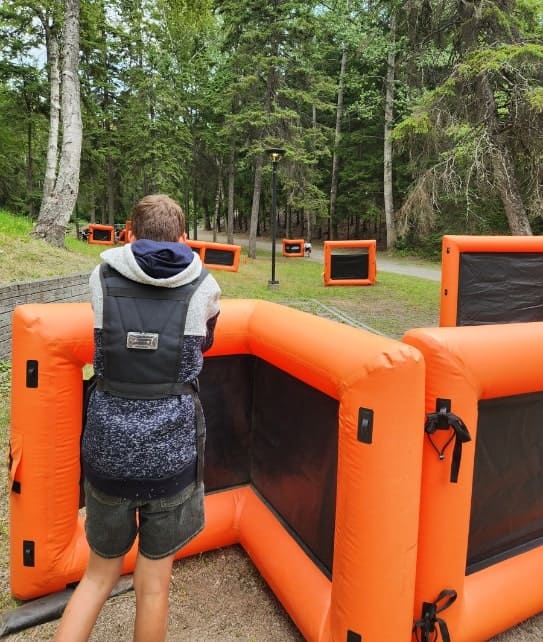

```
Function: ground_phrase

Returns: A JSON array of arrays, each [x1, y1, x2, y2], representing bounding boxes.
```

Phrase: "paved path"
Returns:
[[194, 230, 441, 282]]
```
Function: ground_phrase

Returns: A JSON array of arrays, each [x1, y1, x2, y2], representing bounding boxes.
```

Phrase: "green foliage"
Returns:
[[1, 0, 542, 250], [527, 87, 543, 112], [458, 43, 543, 77], [392, 111, 433, 139], [0, 208, 32, 235]]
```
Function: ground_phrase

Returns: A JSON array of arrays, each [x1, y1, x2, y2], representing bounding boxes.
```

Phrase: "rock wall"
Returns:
[[0, 274, 90, 359]]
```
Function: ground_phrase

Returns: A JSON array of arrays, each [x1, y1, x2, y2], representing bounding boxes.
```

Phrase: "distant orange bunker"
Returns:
[[323, 240, 376, 286]]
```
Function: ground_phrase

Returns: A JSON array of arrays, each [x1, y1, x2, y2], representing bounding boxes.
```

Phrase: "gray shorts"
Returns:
[[84, 479, 205, 560]]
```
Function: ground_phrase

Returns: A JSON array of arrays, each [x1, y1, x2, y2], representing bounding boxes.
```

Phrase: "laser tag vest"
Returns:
[[97, 263, 208, 400]]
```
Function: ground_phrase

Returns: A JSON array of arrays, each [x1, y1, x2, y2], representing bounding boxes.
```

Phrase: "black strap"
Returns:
[[96, 379, 197, 399], [413, 589, 457, 642], [424, 399, 471, 483], [175, 379, 205, 484]]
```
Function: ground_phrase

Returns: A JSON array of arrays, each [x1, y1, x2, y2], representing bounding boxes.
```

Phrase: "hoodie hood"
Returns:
[[99, 240, 202, 288], [131, 239, 194, 278]]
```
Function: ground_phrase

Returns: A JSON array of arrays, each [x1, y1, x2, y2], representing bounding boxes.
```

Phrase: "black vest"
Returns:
[[97, 263, 208, 399]]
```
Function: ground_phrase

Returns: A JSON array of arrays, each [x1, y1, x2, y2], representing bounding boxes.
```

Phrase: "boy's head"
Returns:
[[130, 194, 186, 242]]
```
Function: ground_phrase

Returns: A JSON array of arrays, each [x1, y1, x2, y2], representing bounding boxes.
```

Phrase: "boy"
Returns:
[[55, 194, 221, 642]]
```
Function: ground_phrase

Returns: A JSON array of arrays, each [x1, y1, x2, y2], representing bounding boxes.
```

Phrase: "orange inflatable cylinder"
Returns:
[[9, 304, 94, 598]]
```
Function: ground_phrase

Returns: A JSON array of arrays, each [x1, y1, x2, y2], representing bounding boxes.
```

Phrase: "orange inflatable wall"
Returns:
[[323, 240, 376, 286], [282, 238, 305, 257], [440, 235, 543, 326], [9, 299, 424, 642], [117, 220, 132, 244], [87, 224, 115, 246], [403, 322, 543, 642], [186, 239, 241, 272]]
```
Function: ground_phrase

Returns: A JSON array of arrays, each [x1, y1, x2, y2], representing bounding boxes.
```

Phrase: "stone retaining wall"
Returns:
[[0, 273, 90, 359]]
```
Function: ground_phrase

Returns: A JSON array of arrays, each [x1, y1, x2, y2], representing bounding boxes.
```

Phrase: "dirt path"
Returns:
[[194, 230, 442, 281]]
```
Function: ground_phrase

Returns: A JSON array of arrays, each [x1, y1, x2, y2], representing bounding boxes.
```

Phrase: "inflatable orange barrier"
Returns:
[[440, 235, 543, 326], [403, 322, 543, 642], [282, 238, 305, 257], [323, 240, 376, 286], [186, 239, 241, 271], [117, 220, 132, 244], [9, 299, 424, 642], [87, 224, 115, 245]]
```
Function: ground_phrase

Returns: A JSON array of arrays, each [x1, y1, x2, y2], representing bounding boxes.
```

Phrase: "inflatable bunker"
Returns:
[[9, 299, 424, 642], [282, 239, 305, 257], [323, 241, 376, 286], [186, 239, 241, 272], [440, 235, 543, 326], [87, 224, 115, 246], [404, 321, 543, 642]]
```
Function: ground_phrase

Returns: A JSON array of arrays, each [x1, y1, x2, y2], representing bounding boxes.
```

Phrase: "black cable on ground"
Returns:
[[0, 575, 133, 638]]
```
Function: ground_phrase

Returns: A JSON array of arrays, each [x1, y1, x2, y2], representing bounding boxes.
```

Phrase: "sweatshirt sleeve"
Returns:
[[88, 265, 104, 328]]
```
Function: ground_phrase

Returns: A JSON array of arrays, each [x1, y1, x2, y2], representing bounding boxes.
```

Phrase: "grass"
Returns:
[[0, 209, 441, 614], [0, 210, 103, 283]]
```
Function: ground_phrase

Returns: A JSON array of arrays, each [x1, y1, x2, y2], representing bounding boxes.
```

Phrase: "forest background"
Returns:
[[0, 0, 542, 259]]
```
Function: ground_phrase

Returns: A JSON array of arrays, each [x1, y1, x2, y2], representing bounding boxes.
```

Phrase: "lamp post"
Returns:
[[265, 147, 286, 287]]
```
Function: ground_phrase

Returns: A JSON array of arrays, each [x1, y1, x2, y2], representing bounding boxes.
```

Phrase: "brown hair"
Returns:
[[130, 194, 185, 242]]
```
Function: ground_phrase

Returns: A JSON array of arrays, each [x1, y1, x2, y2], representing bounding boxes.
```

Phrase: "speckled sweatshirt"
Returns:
[[82, 240, 221, 500]]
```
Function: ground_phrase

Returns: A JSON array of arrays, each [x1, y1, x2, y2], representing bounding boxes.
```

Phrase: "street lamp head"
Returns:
[[265, 147, 286, 163]]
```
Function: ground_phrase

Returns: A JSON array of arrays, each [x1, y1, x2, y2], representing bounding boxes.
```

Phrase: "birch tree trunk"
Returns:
[[383, 13, 397, 248], [33, 0, 82, 247], [329, 45, 347, 241], [41, 22, 60, 202]]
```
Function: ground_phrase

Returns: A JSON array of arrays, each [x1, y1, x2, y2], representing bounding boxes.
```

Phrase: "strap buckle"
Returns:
[[425, 398, 471, 483], [413, 589, 457, 642]]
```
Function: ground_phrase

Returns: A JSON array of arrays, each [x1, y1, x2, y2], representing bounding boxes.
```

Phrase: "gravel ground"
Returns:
[[1, 546, 303, 642], [3, 545, 543, 641]]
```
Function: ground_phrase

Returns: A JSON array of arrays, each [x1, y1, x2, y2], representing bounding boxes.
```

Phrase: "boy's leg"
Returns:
[[133, 552, 175, 642], [54, 551, 124, 642]]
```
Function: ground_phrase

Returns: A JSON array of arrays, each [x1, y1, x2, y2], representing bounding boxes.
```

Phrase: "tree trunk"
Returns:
[[479, 74, 532, 235], [227, 146, 235, 244], [248, 154, 264, 258], [25, 94, 35, 218], [41, 28, 60, 203], [106, 153, 115, 226], [383, 13, 397, 249], [33, 0, 82, 247], [329, 45, 347, 241], [212, 159, 223, 242], [491, 145, 532, 235]]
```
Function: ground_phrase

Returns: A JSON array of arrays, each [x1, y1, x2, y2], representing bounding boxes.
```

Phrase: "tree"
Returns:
[[33, 0, 82, 247], [329, 44, 347, 241], [0, 1, 51, 216], [383, 11, 397, 248], [394, 0, 543, 237], [215, 0, 331, 257]]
